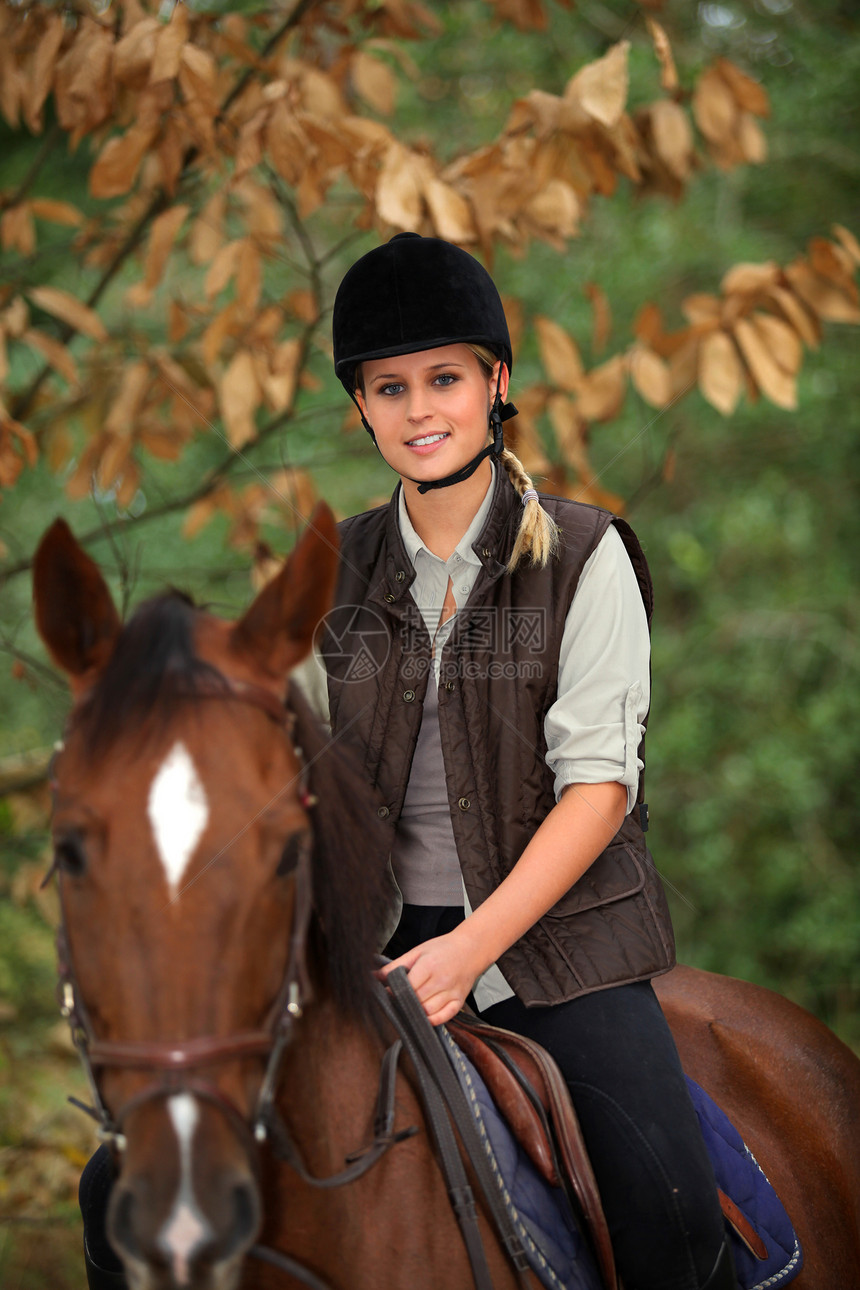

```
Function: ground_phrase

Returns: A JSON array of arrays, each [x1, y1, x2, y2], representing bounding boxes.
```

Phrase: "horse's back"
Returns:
[[655, 963, 860, 1288]]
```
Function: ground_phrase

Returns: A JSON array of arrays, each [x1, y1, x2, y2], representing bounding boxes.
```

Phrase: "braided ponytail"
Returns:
[[466, 345, 560, 572], [499, 447, 560, 572]]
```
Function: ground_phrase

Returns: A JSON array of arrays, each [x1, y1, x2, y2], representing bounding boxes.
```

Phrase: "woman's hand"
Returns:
[[377, 927, 485, 1026]]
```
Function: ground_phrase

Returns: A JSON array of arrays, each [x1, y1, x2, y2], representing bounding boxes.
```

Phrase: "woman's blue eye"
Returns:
[[434, 373, 457, 386], [380, 383, 404, 396]]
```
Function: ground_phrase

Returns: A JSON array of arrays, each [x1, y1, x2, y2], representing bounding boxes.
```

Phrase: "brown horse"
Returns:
[[33, 511, 860, 1290]]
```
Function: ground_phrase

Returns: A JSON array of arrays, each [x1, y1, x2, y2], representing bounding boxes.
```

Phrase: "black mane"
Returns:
[[74, 591, 228, 758], [73, 592, 393, 1020]]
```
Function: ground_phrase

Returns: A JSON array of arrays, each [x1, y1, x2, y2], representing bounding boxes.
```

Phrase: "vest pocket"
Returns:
[[543, 841, 646, 918]]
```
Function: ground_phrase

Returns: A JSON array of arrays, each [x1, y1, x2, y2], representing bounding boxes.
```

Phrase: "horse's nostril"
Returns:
[[224, 1179, 260, 1257]]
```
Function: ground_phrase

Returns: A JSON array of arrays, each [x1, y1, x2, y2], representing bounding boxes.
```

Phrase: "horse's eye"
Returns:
[[277, 828, 311, 878], [54, 833, 87, 877]]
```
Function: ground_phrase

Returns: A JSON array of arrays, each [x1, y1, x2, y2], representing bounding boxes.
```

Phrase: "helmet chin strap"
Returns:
[[351, 369, 518, 494]]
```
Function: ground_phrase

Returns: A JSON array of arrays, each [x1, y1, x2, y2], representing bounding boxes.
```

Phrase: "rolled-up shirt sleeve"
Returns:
[[544, 523, 650, 815]]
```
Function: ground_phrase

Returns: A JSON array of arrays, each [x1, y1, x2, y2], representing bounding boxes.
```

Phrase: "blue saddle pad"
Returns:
[[440, 1028, 802, 1290]]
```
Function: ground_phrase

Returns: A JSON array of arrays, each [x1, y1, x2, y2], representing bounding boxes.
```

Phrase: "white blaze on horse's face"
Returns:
[[147, 741, 209, 899], [158, 1093, 211, 1285]]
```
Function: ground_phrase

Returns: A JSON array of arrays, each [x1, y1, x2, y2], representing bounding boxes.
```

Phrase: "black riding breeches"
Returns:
[[386, 904, 728, 1290]]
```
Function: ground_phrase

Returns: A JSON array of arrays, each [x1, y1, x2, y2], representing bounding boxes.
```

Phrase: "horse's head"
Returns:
[[33, 508, 340, 1290]]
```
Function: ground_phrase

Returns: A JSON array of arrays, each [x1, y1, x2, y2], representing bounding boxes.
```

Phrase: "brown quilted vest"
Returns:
[[323, 468, 675, 1006]]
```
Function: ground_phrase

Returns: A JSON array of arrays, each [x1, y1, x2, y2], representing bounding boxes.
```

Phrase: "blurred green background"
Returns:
[[1, 0, 858, 1285]]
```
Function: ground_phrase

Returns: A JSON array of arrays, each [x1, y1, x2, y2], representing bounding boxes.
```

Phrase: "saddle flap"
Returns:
[[449, 1014, 618, 1290], [449, 1019, 560, 1186]]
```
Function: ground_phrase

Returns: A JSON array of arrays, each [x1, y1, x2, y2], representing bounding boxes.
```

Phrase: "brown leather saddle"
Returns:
[[447, 1012, 767, 1290]]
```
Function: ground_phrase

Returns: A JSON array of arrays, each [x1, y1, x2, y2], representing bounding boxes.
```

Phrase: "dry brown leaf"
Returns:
[[96, 433, 132, 491], [1, 296, 29, 338], [547, 393, 588, 473], [29, 199, 85, 227], [260, 339, 301, 413], [649, 99, 695, 181], [105, 361, 150, 436], [54, 19, 114, 144], [698, 328, 743, 415], [177, 47, 218, 153], [785, 259, 860, 324], [750, 311, 802, 375], [142, 203, 189, 292], [721, 261, 780, 296], [715, 58, 769, 117], [566, 42, 630, 129], [808, 236, 858, 292], [534, 317, 583, 391], [220, 350, 260, 449], [629, 345, 672, 407], [645, 17, 678, 94], [236, 238, 262, 318], [1, 205, 35, 256], [89, 119, 160, 198], [737, 112, 767, 164], [681, 293, 721, 324], [832, 224, 860, 267], [351, 50, 397, 116], [283, 289, 318, 324], [634, 302, 664, 346], [692, 66, 736, 145], [183, 489, 224, 539], [205, 240, 242, 299], [525, 180, 580, 241], [202, 303, 238, 366], [765, 284, 820, 349], [168, 299, 190, 343], [113, 17, 160, 87], [376, 143, 428, 228], [424, 178, 475, 242], [190, 189, 227, 266], [27, 286, 108, 341], [734, 317, 796, 409], [22, 328, 79, 387], [25, 14, 67, 132], [150, 3, 190, 84], [137, 425, 185, 461], [584, 282, 611, 355], [576, 355, 627, 422]]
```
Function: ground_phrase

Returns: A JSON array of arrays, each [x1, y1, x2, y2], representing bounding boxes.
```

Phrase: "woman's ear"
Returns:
[[492, 360, 509, 403]]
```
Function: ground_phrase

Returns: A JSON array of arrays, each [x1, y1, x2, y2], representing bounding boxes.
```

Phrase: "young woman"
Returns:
[[319, 232, 737, 1290]]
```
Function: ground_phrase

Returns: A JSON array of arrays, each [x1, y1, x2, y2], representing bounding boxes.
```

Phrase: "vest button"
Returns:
[[481, 548, 492, 558], [445, 680, 455, 691], [384, 592, 395, 603], [377, 805, 390, 819], [395, 570, 405, 581], [403, 689, 415, 702], [458, 797, 470, 811]]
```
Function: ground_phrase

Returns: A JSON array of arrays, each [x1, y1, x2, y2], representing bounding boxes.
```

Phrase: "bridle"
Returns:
[[49, 671, 520, 1290], [51, 675, 315, 1160]]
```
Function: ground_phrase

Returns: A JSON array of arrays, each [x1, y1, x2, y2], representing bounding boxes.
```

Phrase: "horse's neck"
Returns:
[[276, 996, 387, 1174]]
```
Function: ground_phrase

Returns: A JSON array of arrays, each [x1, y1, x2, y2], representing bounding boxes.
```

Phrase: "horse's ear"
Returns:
[[33, 519, 121, 695], [230, 502, 340, 678]]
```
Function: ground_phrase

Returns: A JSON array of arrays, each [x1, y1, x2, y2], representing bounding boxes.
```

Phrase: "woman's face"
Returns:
[[356, 344, 508, 485]]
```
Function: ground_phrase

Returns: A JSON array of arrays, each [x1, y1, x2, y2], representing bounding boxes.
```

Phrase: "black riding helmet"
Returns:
[[332, 232, 518, 492]]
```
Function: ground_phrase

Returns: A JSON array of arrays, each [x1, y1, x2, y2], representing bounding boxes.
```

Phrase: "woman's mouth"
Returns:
[[406, 432, 450, 454]]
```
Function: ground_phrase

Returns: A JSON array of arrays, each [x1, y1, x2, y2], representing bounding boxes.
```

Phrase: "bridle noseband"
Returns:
[[53, 675, 314, 1158]]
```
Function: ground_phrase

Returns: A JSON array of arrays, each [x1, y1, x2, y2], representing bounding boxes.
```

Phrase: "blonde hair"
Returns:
[[466, 346, 560, 573]]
